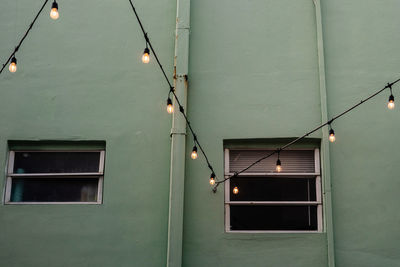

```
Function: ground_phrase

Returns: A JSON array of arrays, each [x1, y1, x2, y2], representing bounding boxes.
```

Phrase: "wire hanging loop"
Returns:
[[167, 86, 174, 99], [388, 83, 393, 95], [144, 32, 150, 44], [327, 121, 332, 130]]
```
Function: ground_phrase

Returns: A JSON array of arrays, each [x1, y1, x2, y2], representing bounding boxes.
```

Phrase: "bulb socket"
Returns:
[[167, 98, 172, 105], [276, 159, 281, 166], [210, 172, 215, 179], [11, 57, 17, 64], [329, 129, 335, 135], [51, 1, 58, 9], [144, 47, 150, 55], [192, 146, 197, 153], [389, 94, 394, 102]]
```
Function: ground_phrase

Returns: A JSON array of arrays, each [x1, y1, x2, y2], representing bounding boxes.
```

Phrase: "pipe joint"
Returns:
[[170, 127, 187, 137]]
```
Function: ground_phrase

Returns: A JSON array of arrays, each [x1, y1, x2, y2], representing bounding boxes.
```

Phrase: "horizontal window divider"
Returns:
[[226, 230, 321, 234], [10, 150, 104, 152], [5, 201, 101, 205], [225, 201, 321, 206], [226, 173, 320, 177], [8, 172, 103, 177]]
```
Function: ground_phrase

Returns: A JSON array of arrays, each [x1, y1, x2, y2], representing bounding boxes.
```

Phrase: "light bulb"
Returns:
[[142, 48, 150, 64], [329, 129, 336, 143], [233, 186, 239, 195], [276, 159, 282, 172], [209, 173, 216, 185], [9, 57, 17, 73], [167, 98, 173, 114], [50, 1, 59, 20], [388, 95, 395, 110], [191, 146, 198, 159]]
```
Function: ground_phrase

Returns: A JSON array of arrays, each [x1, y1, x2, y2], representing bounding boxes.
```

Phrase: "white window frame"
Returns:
[[4, 150, 105, 205], [224, 148, 323, 233]]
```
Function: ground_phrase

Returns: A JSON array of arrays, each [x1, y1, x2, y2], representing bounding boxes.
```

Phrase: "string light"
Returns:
[[388, 94, 395, 110], [233, 186, 239, 195], [329, 128, 336, 142], [167, 97, 173, 113], [209, 173, 216, 185], [387, 84, 395, 110], [275, 150, 282, 172], [0, 0, 50, 75], [50, 1, 59, 20], [276, 159, 282, 173], [9, 57, 17, 73], [191, 146, 198, 159], [3, 0, 398, 193], [128, 0, 217, 187], [213, 81, 400, 192], [142, 47, 150, 64]]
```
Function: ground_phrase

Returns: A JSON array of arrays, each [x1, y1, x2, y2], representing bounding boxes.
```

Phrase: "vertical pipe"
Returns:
[[313, 0, 336, 266], [167, 0, 190, 266]]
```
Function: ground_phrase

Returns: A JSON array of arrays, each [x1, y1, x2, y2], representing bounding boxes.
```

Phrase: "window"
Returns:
[[225, 148, 322, 232], [4, 150, 105, 204]]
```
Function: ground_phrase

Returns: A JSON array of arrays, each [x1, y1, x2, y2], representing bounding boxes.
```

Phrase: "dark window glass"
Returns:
[[13, 152, 101, 174], [230, 177, 316, 201], [230, 205, 317, 231], [10, 178, 98, 202]]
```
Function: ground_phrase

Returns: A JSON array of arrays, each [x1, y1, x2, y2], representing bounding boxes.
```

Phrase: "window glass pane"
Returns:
[[10, 178, 99, 202], [230, 205, 318, 231], [13, 152, 101, 174], [230, 177, 316, 201]]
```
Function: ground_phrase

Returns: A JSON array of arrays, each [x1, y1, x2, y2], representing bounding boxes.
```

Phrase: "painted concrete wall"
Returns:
[[321, 0, 400, 266], [1, 0, 400, 266], [183, 0, 327, 266], [0, 0, 176, 266]]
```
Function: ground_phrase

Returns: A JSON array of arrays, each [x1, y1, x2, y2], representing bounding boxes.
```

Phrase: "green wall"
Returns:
[[0, 0, 176, 266], [1, 0, 400, 266], [322, 0, 400, 266], [183, 0, 327, 266]]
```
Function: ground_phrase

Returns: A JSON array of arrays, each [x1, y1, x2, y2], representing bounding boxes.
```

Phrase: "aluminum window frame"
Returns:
[[224, 148, 323, 233], [4, 150, 105, 205]]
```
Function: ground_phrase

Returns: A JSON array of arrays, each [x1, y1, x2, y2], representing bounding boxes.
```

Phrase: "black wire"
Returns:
[[213, 78, 400, 190], [127, 0, 173, 89], [127, 0, 216, 174], [3, 0, 396, 191], [0, 0, 49, 75]]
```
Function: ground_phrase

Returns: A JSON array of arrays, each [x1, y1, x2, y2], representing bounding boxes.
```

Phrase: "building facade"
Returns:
[[1, 0, 400, 266]]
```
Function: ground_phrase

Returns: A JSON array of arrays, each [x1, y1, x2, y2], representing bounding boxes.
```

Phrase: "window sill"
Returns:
[[223, 231, 326, 240]]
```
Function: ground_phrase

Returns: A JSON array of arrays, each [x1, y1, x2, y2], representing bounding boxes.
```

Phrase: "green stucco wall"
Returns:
[[0, 0, 176, 266], [182, 0, 327, 266], [1, 0, 400, 266], [321, 0, 400, 266]]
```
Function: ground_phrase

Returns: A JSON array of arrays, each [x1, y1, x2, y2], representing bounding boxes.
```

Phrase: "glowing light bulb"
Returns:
[[388, 95, 395, 110], [276, 159, 282, 172], [209, 173, 216, 185], [142, 48, 150, 64], [9, 57, 17, 73], [50, 1, 59, 20], [329, 129, 336, 142], [191, 146, 198, 159], [233, 186, 239, 195], [167, 98, 173, 114]]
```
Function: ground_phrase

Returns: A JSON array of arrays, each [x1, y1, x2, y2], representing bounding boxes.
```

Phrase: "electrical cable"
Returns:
[[0, 0, 49, 75], [212, 79, 400, 191], [127, 0, 216, 174]]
